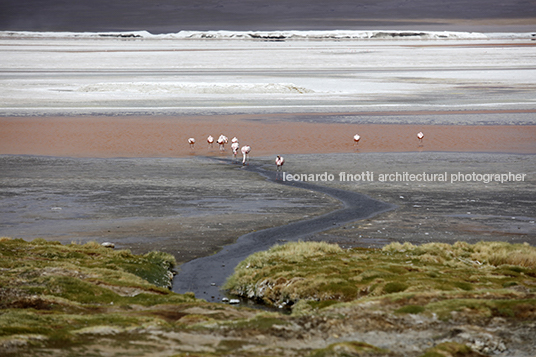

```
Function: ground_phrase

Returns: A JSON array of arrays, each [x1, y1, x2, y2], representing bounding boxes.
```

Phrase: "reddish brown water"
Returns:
[[1, 115, 535, 158]]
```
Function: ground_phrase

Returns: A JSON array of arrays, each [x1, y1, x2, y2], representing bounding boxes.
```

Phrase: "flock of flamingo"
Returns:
[[188, 134, 252, 166], [188, 131, 424, 169]]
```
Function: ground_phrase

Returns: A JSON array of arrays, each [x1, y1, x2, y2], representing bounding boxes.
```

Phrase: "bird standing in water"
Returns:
[[417, 131, 424, 146], [217, 134, 228, 152], [231, 141, 240, 161], [353, 134, 360, 149], [275, 155, 285, 171], [241, 145, 251, 165]]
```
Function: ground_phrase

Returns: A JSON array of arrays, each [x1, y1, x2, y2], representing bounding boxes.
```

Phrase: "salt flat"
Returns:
[[1, 31, 535, 122]]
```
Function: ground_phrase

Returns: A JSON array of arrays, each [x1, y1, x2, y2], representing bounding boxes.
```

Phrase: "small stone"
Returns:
[[101, 242, 115, 249], [229, 299, 240, 304]]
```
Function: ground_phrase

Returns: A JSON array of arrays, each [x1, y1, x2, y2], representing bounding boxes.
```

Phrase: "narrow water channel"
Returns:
[[172, 160, 395, 305]]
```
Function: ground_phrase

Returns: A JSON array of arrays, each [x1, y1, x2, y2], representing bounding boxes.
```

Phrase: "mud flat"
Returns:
[[274, 151, 535, 250], [0, 155, 339, 265]]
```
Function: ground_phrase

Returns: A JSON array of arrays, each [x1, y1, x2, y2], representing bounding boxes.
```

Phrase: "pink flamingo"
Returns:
[[188, 137, 195, 149], [231, 137, 239, 143], [417, 131, 424, 146], [241, 145, 251, 166], [207, 135, 214, 148], [275, 155, 285, 171], [217, 134, 228, 152], [231, 141, 240, 161], [353, 134, 360, 148]]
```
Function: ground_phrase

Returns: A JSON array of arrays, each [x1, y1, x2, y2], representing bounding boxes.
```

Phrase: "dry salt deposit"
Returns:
[[0, 30, 535, 119]]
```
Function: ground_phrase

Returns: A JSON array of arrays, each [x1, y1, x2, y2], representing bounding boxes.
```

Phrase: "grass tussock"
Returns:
[[384, 241, 536, 268], [0, 237, 177, 291], [1, 237, 535, 356], [237, 241, 343, 269], [0, 237, 220, 349], [225, 241, 536, 319]]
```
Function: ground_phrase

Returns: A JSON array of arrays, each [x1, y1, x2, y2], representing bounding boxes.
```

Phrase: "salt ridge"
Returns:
[[0, 30, 504, 40], [77, 82, 314, 94]]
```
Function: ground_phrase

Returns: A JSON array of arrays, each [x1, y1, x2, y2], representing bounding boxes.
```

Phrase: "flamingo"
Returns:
[[241, 145, 251, 166], [188, 137, 195, 149], [217, 134, 228, 152], [231, 137, 239, 143], [231, 141, 240, 161], [417, 131, 424, 146], [353, 134, 360, 148], [275, 155, 285, 172], [207, 135, 214, 148]]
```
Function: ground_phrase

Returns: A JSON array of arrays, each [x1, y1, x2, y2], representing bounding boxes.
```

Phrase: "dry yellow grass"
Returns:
[[226, 241, 536, 313], [383, 241, 536, 268]]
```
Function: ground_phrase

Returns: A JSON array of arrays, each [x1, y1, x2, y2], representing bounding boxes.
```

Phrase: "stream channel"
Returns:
[[172, 160, 395, 310]]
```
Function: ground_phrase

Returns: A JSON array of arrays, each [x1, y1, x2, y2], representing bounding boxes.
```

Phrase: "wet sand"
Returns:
[[1, 115, 535, 157]]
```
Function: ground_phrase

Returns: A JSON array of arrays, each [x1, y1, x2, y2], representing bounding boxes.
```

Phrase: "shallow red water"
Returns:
[[1, 115, 535, 158]]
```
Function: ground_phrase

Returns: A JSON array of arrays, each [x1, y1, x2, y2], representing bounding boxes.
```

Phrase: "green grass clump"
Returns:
[[383, 282, 409, 294], [224, 241, 536, 317], [0, 237, 176, 289], [0, 237, 204, 349], [0, 238, 185, 307], [2, 237, 536, 356]]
